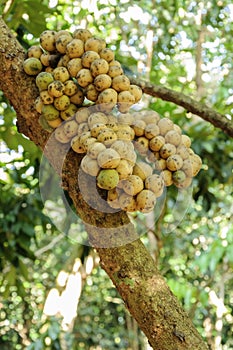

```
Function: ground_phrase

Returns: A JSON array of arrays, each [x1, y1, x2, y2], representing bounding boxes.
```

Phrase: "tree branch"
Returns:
[[130, 77, 233, 138], [0, 16, 209, 349]]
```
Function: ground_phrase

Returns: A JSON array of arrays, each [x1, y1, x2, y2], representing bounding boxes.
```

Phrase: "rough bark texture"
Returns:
[[0, 17, 211, 349], [130, 77, 233, 138]]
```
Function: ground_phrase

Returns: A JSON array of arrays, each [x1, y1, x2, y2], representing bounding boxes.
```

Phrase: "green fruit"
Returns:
[[23, 58, 43, 75], [36, 72, 54, 91], [54, 95, 70, 111], [39, 115, 53, 132], [172, 170, 186, 184], [41, 104, 60, 121], [60, 103, 78, 120], [97, 169, 119, 190]]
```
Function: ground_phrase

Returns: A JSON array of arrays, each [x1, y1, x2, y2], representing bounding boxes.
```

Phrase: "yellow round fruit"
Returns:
[[23, 58, 43, 75], [77, 68, 93, 87], [90, 58, 109, 77], [136, 189, 156, 213], [40, 30, 57, 52], [66, 38, 84, 58]]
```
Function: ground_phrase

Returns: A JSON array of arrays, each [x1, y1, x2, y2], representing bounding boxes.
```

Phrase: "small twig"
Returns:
[[130, 77, 233, 138], [35, 234, 64, 257]]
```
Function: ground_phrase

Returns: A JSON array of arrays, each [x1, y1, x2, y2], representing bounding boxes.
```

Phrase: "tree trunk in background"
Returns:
[[0, 17, 210, 350]]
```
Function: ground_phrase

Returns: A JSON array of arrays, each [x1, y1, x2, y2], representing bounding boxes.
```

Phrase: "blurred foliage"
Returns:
[[72, 266, 137, 349], [0, 0, 233, 349]]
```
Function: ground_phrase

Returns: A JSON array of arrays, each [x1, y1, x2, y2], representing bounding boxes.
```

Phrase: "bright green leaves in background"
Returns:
[[1, 0, 57, 38]]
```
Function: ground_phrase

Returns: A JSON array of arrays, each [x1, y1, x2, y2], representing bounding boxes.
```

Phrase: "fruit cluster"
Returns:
[[53, 107, 202, 213], [23, 28, 202, 213], [23, 28, 142, 130]]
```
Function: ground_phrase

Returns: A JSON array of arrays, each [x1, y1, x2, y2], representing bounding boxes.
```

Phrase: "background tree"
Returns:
[[0, 1, 232, 349]]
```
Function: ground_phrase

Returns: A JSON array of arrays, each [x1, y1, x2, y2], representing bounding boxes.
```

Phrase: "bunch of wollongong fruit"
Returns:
[[23, 28, 142, 130], [23, 28, 202, 213]]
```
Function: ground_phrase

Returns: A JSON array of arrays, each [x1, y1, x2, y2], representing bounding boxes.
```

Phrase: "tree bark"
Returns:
[[0, 17, 211, 349]]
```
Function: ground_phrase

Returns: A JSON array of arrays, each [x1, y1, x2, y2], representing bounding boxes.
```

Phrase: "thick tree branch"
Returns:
[[130, 77, 233, 138], [0, 17, 209, 349]]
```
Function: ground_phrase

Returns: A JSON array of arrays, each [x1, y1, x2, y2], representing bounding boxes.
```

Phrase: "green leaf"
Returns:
[[5, 265, 16, 286], [209, 242, 225, 272], [17, 239, 35, 260], [1, 128, 19, 150], [19, 258, 29, 280], [16, 277, 27, 297], [226, 244, 233, 264], [48, 322, 60, 340]]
